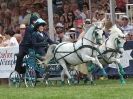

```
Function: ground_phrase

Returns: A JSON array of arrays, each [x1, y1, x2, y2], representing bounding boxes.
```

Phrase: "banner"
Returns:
[[0, 46, 19, 78]]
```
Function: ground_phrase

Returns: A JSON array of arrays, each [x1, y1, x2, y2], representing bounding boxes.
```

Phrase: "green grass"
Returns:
[[0, 79, 133, 99]]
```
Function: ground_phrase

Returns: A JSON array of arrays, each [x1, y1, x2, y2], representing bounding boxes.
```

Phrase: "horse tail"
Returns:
[[44, 44, 57, 63]]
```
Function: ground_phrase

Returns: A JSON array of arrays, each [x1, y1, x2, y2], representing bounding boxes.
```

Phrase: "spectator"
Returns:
[[19, 24, 26, 38], [121, 15, 133, 34], [0, 23, 4, 35], [67, 11, 75, 30], [55, 22, 72, 43], [2, 29, 19, 47], [0, 35, 4, 47], [14, 34, 22, 44], [53, 13, 60, 26], [116, 0, 126, 12], [84, 19, 92, 33], [11, 6, 20, 27], [77, 25, 85, 40], [80, 2, 91, 20]]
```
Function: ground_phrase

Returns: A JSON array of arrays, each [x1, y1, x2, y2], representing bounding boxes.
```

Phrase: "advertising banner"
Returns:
[[0, 46, 19, 78]]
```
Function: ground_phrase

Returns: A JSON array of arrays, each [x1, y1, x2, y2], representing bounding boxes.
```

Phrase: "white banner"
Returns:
[[0, 46, 19, 78]]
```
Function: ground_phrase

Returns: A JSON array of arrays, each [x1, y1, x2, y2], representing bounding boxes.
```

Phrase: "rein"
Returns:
[[54, 37, 100, 63], [100, 37, 123, 64]]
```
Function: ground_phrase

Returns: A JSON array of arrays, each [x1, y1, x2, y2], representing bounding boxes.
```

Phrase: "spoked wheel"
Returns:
[[69, 69, 80, 84], [9, 71, 21, 87], [24, 68, 36, 87]]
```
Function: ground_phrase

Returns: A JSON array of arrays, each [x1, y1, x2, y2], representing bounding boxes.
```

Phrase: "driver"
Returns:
[[32, 18, 55, 57]]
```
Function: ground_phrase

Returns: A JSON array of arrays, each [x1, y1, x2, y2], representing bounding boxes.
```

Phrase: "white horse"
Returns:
[[44, 25, 106, 83], [88, 25, 126, 84]]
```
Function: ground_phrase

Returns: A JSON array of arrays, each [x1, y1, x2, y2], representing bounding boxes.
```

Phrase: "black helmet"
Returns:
[[30, 15, 38, 24], [34, 18, 47, 30]]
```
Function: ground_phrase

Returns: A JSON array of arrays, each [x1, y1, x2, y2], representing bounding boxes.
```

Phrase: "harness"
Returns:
[[53, 37, 100, 64], [100, 38, 123, 64]]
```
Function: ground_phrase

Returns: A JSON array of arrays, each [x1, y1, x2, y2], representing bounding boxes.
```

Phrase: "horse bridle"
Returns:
[[101, 37, 124, 64]]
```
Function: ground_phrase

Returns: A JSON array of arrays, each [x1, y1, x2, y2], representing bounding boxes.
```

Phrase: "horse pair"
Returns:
[[44, 25, 126, 84]]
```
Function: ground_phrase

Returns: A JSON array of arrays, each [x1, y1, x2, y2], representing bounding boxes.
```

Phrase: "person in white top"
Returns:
[[121, 15, 133, 34], [2, 29, 19, 47]]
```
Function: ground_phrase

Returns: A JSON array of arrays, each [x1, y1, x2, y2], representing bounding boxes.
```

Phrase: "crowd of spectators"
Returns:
[[0, 0, 132, 47]]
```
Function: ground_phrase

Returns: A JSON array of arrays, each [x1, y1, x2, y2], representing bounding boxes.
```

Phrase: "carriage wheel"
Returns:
[[24, 68, 36, 87], [69, 69, 80, 84], [9, 71, 21, 87]]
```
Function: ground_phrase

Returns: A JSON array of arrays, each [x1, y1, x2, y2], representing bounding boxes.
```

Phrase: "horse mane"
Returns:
[[109, 25, 124, 38]]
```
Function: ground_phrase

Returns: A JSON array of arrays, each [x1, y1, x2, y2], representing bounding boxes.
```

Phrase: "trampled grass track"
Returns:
[[0, 78, 133, 99]]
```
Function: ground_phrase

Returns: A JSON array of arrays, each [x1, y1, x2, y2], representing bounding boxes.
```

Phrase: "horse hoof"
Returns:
[[121, 81, 126, 85], [90, 81, 96, 85], [61, 81, 65, 85]]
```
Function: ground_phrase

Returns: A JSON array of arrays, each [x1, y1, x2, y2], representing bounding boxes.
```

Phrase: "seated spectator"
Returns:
[[121, 15, 133, 34], [14, 34, 22, 44], [80, 2, 91, 20], [0, 23, 4, 35], [0, 35, 4, 47], [116, 0, 126, 12], [77, 25, 85, 40], [2, 29, 19, 47], [19, 24, 26, 38], [67, 11, 75, 30], [55, 22, 73, 43], [84, 19, 92, 33]]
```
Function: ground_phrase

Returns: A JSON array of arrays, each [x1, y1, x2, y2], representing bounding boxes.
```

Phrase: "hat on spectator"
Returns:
[[20, 24, 26, 29], [121, 15, 129, 20], [33, 0, 42, 5], [85, 19, 91, 24], [55, 23, 64, 28], [69, 28, 76, 32], [34, 18, 47, 30]]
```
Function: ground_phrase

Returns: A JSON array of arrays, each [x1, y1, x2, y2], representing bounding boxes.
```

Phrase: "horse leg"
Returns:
[[117, 64, 126, 84], [87, 72, 95, 85], [112, 58, 126, 84], [86, 62, 95, 84], [61, 69, 65, 84], [58, 60, 72, 83], [94, 57, 107, 77], [82, 55, 107, 77]]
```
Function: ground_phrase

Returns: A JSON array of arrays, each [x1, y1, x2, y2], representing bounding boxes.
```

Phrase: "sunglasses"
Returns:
[[99, 14, 104, 16], [68, 14, 72, 16], [122, 18, 128, 20], [77, 27, 82, 29], [85, 21, 91, 24], [83, 5, 87, 8]]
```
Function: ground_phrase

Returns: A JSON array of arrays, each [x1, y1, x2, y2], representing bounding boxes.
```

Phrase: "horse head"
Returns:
[[93, 26, 104, 45], [85, 25, 104, 45], [109, 25, 126, 54]]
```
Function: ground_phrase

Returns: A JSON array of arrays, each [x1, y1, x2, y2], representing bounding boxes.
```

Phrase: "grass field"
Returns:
[[0, 78, 133, 99]]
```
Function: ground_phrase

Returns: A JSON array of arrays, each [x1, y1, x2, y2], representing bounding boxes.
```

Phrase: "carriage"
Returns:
[[8, 25, 127, 87]]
